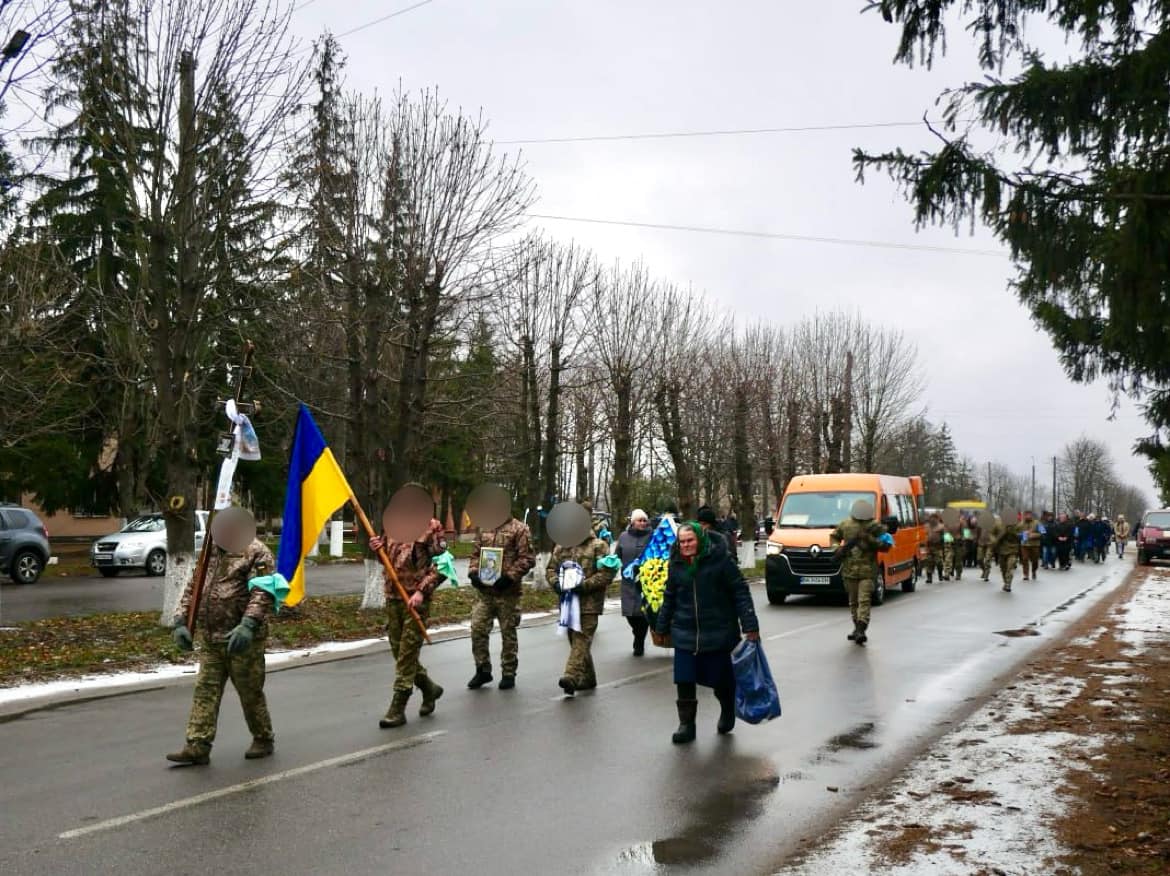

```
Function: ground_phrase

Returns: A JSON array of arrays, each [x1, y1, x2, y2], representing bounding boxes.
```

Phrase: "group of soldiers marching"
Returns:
[[164, 491, 617, 765]]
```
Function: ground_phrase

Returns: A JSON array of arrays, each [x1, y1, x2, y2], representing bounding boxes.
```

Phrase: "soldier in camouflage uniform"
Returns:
[[467, 516, 535, 690], [546, 530, 616, 695], [369, 518, 447, 728], [167, 539, 277, 766], [992, 511, 1023, 592], [924, 512, 946, 583], [945, 516, 964, 581], [977, 517, 996, 580], [830, 500, 892, 646]]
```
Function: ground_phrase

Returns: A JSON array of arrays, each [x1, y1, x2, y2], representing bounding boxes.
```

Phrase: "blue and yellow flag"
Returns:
[[277, 404, 353, 607]]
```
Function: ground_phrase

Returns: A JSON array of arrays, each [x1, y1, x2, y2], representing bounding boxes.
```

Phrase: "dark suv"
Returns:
[[0, 503, 51, 584]]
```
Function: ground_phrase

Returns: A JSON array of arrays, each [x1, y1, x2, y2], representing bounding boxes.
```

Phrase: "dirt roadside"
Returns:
[[775, 562, 1170, 875]]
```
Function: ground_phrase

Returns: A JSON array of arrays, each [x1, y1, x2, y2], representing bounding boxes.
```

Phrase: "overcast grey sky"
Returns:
[[293, 0, 1157, 501]]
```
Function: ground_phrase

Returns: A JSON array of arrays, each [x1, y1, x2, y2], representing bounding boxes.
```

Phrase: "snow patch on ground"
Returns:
[[774, 570, 1170, 876]]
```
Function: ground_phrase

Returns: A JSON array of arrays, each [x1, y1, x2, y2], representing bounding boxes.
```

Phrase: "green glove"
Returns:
[[172, 623, 194, 652], [227, 617, 259, 654]]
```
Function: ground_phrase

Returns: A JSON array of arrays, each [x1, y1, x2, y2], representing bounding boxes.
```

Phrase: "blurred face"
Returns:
[[678, 527, 699, 558], [632, 514, 650, 532]]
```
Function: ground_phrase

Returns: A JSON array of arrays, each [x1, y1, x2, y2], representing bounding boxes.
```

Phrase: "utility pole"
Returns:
[[1031, 457, 1036, 511], [1052, 456, 1058, 512], [987, 461, 993, 507]]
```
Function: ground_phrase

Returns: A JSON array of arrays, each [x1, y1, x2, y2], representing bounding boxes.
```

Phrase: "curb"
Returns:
[[0, 613, 561, 722]]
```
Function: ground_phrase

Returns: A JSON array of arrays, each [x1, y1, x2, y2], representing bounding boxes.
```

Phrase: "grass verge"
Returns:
[[0, 587, 560, 688]]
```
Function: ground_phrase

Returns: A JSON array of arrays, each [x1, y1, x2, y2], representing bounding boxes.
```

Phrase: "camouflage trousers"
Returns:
[[186, 636, 272, 748], [977, 545, 995, 578], [1019, 545, 1040, 578], [471, 588, 521, 676], [945, 542, 963, 579], [564, 613, 600, 687], [999, 552, 1019, 586], [925, 546, 945, 581], [844, 577, 872, 626], [388, 599, 432, 695]]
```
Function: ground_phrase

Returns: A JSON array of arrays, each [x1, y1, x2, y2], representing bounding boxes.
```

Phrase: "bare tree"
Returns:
[[1059, 436, 1116, 514], [852, 323, 925, 471]]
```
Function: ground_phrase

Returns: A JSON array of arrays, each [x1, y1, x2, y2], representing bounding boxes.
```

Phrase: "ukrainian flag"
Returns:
[[277, 404, 353, 607]]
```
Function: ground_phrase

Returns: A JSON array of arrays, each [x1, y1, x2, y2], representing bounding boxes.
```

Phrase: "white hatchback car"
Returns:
[[91, 512, 208, 577]]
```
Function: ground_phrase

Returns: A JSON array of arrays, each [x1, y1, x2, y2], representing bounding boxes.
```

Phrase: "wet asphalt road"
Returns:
[[0, 562, 392, 623], [0, 557, 1133, 875]]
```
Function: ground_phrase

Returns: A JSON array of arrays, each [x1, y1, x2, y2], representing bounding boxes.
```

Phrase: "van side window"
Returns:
[[900, 495, 916, 525]]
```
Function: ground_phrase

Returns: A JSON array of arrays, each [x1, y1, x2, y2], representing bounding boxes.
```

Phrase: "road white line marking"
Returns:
[[767, 619, 839, 641], [59, 730, 446, 840]]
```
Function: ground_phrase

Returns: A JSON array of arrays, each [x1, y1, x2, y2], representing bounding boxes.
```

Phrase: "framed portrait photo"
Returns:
[[479, 547, 504, 585]]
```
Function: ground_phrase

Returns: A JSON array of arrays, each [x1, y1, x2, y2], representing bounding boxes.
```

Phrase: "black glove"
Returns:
[[469, 572, 485, 591], [494, 574, 516, 592], [172, 623, 194, 652], [227, 617, 259, 655]]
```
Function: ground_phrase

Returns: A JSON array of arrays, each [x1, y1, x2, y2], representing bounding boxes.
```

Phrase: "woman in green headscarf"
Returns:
[[655, 521, 760, 745]]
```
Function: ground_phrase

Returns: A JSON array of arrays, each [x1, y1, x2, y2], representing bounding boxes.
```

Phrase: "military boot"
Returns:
[[166, 742, 210, 766], [244, 738, 274, 760], [379, 690, 411, 729], [854, 622, 868, 646], [467, 664, 493, 689], [417, 676, 444, 716], [672, 699, 698, 744], [847, 620, 860, 641], [498, 675, 516, 690], [558, 676, 576, 696]]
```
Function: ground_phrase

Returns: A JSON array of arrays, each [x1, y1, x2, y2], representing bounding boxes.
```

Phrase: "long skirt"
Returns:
[[673, 648, 734, 691]]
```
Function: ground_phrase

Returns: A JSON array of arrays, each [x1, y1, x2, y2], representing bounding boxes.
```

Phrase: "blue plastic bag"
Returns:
[[731, 638, 782, 724]]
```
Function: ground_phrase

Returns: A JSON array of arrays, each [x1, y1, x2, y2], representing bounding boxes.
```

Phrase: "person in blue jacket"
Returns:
[[655, 521, 759, 745]]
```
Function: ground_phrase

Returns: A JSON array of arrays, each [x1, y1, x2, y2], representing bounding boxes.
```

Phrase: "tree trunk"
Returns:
[[785, 399, 800, 484], [541, 342, 562, 530], [811, 407, 823, 474], [610, 371, 634, 519], [655, 379, 695, 518], [842, 351, 854, 472], [733, 385, 756, 539]]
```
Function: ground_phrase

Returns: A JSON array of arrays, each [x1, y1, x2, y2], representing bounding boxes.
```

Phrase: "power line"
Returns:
[[292, 0, 435, 56], [527, 213, 1008, 258], [498, 119, 946, 146]]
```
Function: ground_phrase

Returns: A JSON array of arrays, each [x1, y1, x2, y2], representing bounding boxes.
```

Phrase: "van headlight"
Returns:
[[766, 542, 783, 556]]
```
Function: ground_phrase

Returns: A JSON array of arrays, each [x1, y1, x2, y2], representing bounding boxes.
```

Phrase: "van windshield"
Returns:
[[778, 492, 876, 529]]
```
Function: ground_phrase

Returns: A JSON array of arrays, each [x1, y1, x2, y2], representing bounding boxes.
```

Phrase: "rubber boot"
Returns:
[[672, 699, 698, 744], [417, 676, 444, 716], [854, 621, 868, 646], [467, 664, 493, 689], [244, 738, 274, 760], [166, 742, 211, 766], [716, 690, 736, 735], [379, 690, 411, 728]]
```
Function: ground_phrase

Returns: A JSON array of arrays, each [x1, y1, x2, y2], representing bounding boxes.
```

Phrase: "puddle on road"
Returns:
[[612, 757, 780, 870], [994, 627, 1041, 637], [824, 721, 878, 752]]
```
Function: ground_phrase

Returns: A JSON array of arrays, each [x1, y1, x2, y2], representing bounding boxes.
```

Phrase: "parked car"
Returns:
[[91, 511, 208, 577], [1136, 508, 1170, 565], [0, 503, 51, 584]]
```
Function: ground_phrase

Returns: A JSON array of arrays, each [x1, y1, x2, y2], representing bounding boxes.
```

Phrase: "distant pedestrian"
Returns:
[[1053, 513, 1074, 569], [616, 508, 654, 656], [1040, 511, 1056, 570], [1114, 514, 1131, 558], [992, 511, 1023, 592], [1074, 511, 1092, 562], [1092, 514, 1112, 563], [830, 499, 893, 646], [925, 512, 946, 583], [1019, 510, 1041, 581], [977, 515, 996, 581], [945, 514, 964, 581], [696, 505, 730, 554], [655, 522, 759, 744], [369, 518, 447, 728]]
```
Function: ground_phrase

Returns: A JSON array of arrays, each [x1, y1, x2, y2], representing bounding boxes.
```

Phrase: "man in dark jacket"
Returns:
[[616, 509, 654, 655], [656, 523, 759, 744], [696, 505, 730, 554], [1053, 513, 1074, 569]]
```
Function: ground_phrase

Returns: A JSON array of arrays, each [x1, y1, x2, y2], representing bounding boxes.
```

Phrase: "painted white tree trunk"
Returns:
[[361, 559, 385, 610], [533, 551, 551, 587], [738, 543, 756, 570], [160, 550, 195, 625]]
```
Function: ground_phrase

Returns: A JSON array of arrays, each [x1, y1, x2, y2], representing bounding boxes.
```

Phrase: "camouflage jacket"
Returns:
[[1020, 519, 1042, 546], [176, 539, 275, 642], [384, 519, 446, 602], [469, 517, 535, 591], [926, 521, 946, 546], [545, 536, 615, 615], [830, 517, 888, 580], [992, 523, 1022, 556]]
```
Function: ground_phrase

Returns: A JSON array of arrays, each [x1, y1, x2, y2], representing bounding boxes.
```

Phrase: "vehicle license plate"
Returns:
[[800, 576, 831, 586]]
